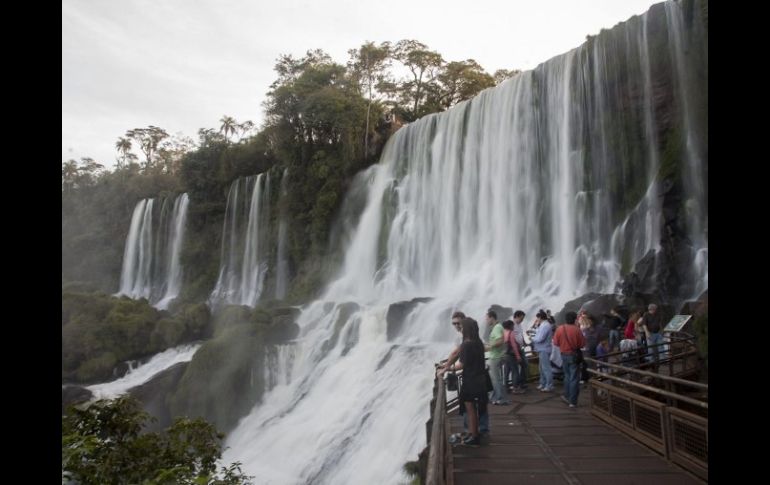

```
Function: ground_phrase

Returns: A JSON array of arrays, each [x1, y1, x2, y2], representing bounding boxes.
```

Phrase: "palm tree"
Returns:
[[62, 159, 79, 191], [220, 116, 237, 142], [115, 137, 132, 168]]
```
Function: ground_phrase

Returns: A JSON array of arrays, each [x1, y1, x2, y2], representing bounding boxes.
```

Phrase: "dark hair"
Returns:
[[513, 310, 525, 319], [536, 309, 548, 320], [565, 311, 578, 324], [451, 311, 466, 320], [486, 309, 497, 320], [501, 319, 514, 330], [461, 317, 481, 342]]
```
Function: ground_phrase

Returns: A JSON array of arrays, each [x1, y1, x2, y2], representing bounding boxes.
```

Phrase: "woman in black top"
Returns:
[[441, 317, 487, 446]]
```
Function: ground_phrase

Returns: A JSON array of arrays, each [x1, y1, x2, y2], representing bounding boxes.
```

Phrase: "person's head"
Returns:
[[501, 319, 514, 330], [565, 311, 578, 325], [648, 303, 658, 314], [630, 309, 642, 320], [451, 311, 465, 331], [513, 310, 525, 323], [599, 338, 609, 348], [610, 307, 620, 317], [461, 317, 481, 342], [486, 309, 498, 325], [535, 309, 548, 322]]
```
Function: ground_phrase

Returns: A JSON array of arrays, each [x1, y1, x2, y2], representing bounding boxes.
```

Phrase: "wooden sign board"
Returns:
[[664, 314, 692, 333]]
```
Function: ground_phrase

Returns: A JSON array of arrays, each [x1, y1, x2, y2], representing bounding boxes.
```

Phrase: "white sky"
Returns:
[[62, 0, 658, 168]]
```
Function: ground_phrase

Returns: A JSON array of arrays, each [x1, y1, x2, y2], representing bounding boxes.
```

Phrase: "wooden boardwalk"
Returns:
[[447, 384, 704, 485]]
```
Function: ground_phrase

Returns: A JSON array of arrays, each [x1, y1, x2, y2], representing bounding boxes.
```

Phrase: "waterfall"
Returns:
[[224, 1, 707, 482], [157, 193, 190, 309], [87, 343, 201, 400], [211, 173, 273, 307], [275, 169, 290, 300], [117, 193, 189, 308]]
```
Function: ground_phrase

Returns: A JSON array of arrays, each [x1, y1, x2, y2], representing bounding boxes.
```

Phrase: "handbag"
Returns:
[[575, 348, 585, 365], [446, 371, 459, 391]]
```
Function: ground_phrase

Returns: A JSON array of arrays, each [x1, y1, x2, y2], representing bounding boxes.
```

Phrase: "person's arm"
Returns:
[[486, 325, 504, 350], [438, 344, 462, 376], [446, 345, 461, 364]]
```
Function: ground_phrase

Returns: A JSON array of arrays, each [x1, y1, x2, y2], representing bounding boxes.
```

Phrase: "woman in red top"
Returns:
[[624, 310, 639, 340]]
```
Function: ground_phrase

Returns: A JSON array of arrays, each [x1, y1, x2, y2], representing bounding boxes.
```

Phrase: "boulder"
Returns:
[[386, 297, 434, 341], [62, 385, 93, 414], [129, 362, 189, 431]]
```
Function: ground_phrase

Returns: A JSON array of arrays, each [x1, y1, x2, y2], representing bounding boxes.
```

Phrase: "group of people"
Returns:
[[586, 303, 666, 370], [436, 302, 666, 447], [437, 308, 588, 447]]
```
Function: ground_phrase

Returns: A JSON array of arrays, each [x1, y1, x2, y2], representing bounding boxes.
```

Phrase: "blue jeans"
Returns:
[[488, 357, 506, 402], [562, 353, 579, 406], [609, 329, 620, 352], [505, 353, 519, 387], [647, 332, 663, 365], [514, 349, 529, 388], [538, 350, 553, 389]]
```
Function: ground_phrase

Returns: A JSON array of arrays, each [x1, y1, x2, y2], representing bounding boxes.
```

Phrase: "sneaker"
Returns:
[[560, 395, 570, 405], [569, 404, 577, 408], [512, 388, 525, 394], [539, 387, 551, 392], [536, 385, 543, 390], [462, 435, 481, 446]]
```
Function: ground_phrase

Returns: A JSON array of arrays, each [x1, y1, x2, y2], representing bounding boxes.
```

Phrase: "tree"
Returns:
[[493, 68, 522, 84], [157, 133, 197, 175], [237, 120, 255, 142], [393, 40, 444, 119], [62, 159, 79, 192], [219, 116, 238, 142], [348, 41, 391, 156], [115, 137, 134, 169], [62, 395, 253, 484], [126, 126, 170, 171], [432, 59, 496, 110]]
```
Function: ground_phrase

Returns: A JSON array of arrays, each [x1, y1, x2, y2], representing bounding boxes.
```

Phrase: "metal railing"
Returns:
[[586, 358, 708, 481], [599, 333, 701, 378]]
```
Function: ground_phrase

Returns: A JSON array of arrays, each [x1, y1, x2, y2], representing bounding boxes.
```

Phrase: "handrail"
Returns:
[[585, 356, 708, 390], [425, 369, 448, 485], [586, 367, 707, 410], [600, 333, 695, 361]]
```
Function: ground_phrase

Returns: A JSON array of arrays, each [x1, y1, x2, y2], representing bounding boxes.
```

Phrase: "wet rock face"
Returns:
[[386, 297, 433, 341], [129, 361, 189, 431], [62, 385, 93, 414]]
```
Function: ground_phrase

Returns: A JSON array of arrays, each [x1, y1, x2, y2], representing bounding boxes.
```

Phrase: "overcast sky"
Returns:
[[62, 0, 658, 168]]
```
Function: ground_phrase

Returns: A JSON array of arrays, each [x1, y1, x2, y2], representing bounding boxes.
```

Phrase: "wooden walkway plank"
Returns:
[[447, 382, 705, 485]]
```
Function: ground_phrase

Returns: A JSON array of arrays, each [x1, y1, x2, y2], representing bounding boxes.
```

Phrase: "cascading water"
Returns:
[[275, 169, 290, 300], [224, 1, 706, 482], [87, 343, 201, 400], [117, 193, 189, 309], [211, 173, 272, 307]]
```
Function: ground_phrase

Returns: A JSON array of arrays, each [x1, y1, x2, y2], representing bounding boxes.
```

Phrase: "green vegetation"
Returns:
[[62, 395, 253, 484], [167, 303, 300, 432], [62, 290, 211, 383]]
